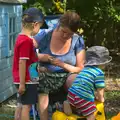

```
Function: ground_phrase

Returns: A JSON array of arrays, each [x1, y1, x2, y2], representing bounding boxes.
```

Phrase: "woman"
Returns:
[[33, 11, 85, 120]]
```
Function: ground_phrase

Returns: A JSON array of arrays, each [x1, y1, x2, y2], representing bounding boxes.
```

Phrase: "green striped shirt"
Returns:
[[69, 66, 105, 101]]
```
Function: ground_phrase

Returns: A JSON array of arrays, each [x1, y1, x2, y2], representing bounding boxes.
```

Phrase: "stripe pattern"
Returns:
[[67, 91, 96, 116], [69, 66, 105, 101]]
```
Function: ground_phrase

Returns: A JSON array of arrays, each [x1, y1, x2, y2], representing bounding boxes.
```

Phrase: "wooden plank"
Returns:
[[0, 84, 16, 103], [0, 57, 12, 70], [0, 16, 4, 26], [0, 48, 13, 60], [0, 58, 8, 70], [0, 77, 13, 93], [16, 22, 22, 32], [0, 36, 7, 47], [0, 25, 6, 37], [0, 47, 8, 58], [0, 67, 12, 82], [16, 17, 22, 23]]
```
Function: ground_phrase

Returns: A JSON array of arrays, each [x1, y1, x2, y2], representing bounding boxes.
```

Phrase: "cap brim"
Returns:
[[40, 20, 48, 29], [85, 56, 112, 66]]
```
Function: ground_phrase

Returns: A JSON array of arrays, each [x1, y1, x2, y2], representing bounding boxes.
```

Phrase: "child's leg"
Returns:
[[21, 105, 31, 120], [63, 91, 76, 115], [14, 103, 22, 120], [74, 96, 96, 120], [86, 113, 95, 120], [63, 100, 72, 115], [20, 84, 38, 120], [14, 87, 22, 120]]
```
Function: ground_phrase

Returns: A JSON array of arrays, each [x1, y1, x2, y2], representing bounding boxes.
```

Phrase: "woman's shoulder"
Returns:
[[72, 34, 84, 44], [71, 34, 85, 52], [34, 29, 53, 41]]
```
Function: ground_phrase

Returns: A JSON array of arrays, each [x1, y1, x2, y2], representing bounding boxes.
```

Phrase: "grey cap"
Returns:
[[85, 46, 112, 66]]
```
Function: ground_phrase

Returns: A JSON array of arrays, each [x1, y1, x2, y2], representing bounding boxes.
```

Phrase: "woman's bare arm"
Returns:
[[51, 49, 85, 73], [37, 53, 52, 62], [33, 38, 53, 62], [33, 37, 85, 73], [76, 49, 85, 70]]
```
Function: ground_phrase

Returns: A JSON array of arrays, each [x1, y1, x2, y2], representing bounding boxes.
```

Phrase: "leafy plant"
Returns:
[[23, 0, 120, 51]]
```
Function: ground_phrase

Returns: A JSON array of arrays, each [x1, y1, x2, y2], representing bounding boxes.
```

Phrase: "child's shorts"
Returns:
[[15, 84, 38, 105], [67, 91, 96, 117]]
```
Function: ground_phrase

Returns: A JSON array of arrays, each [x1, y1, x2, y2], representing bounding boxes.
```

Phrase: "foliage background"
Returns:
[[23, 0, 120, 53]]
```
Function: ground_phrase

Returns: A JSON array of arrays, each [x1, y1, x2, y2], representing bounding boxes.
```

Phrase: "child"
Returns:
[[12, 7, 44, 120], [64, 46, 112, 120]]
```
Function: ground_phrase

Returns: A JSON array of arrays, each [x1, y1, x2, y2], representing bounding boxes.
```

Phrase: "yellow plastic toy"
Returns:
[[52, 101, 106, 120]]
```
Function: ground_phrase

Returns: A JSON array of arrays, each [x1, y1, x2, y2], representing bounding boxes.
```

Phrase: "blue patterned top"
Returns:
[[34, 30, 85, 72]]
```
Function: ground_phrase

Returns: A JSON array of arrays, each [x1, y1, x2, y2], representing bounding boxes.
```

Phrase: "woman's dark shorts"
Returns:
[[15, 84, 38, 105], [37, 72, 68, 94]]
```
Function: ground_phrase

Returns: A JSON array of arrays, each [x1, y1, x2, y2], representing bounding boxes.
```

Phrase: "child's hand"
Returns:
[[37, 66, 48, 73], [95, 88, 105, 102], [96, 97, 104, 103], [18, 84, 25, 95], [95, 93, 105, 102]]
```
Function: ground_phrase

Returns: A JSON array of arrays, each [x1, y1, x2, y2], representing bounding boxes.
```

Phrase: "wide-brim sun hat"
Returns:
[[85, 46, 112, 66]]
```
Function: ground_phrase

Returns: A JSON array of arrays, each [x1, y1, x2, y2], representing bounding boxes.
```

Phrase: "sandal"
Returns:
[[52, 102, 63, 112]]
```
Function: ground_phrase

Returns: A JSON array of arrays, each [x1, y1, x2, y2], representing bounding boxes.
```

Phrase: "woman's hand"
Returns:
[[37, 53, 52, 62], [49, 57, 64, 67]]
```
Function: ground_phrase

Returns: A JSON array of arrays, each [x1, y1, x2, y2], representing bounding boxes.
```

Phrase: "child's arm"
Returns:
[[95, 88, 104, 102], [37, 53, 52, 62], [18, 59, 26, 95]]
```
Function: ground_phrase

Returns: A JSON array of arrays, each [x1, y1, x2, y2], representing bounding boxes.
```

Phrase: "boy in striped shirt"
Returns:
[[64, 46, 112, 120]]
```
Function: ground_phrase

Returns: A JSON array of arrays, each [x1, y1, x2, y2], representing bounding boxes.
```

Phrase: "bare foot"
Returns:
[[63, 101, 72, 116]]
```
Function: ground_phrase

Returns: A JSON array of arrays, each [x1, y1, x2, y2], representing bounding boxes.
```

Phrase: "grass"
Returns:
[[105, 91, 120, 99], [105, 91, 120, 120], [0, 91, 120, 120]]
